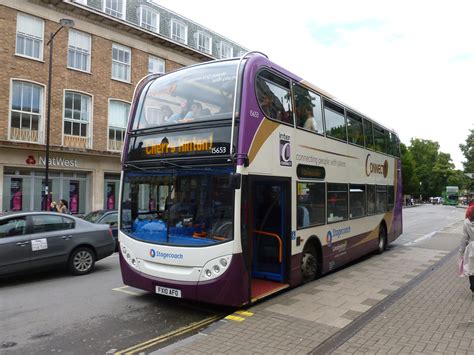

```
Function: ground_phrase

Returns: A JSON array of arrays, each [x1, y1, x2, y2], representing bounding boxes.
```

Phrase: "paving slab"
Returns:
[[155, 221, 470, 354]]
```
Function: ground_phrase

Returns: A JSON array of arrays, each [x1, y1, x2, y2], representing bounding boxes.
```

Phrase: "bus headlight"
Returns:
[[199, 255, 232, 281], [121, 244, 139, 270]]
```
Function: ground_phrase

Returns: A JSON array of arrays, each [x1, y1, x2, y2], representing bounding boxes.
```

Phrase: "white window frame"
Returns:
[[67, 29, 91, 73], [148, 55, 165, 74], [139, 6, 159, 33], [170, 19, 187, 44], [15, 13, 44, 61], [219, 42, 233, 59], [103, 0, 126, 19], [108, 99, 130, 151], [111, 43, 131, 83], [9, 79, 45, 144], [62, 90, 92, 144], [195, 31, 212, 54]]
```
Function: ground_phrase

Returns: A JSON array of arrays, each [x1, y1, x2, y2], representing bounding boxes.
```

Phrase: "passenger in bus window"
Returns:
[[303, 107, 318, 132], [184, 102, 203, 119], [169, 99, 189, 122], [160, 105, 173, 124]]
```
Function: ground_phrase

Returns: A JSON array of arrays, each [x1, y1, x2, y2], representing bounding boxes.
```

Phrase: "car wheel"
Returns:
[[376, 224, 387, 254], [301, 243, 319, 284], [69, 247, 95, 275]]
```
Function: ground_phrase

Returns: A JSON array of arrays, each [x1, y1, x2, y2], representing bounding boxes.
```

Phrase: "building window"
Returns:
[[112, 43, 131, 82], [139, 6, 159, 33], [219, 42, 233, 59], [148, 56, 165, 74], [63, 91, 91, 148], [67, 29, 91, 72], [108, 100, 130, 151], [16, 13, 44, 60], [195, 32, 211, 54], [10, 81, 43, 143], [170, 20, 187, 44], [104, 0, 125, 19]]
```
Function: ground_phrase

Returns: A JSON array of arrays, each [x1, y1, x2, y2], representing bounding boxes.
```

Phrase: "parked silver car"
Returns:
[[0, 211, 115, 276]]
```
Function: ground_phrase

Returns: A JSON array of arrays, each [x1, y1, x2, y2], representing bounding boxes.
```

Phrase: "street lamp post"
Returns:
[[44, 19, 74, 210]]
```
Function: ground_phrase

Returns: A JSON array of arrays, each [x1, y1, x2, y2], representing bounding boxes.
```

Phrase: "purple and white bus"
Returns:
[[118, 52, 403, 307]]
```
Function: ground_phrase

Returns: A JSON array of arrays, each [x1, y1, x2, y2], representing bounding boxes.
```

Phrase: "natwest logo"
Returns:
[[25, 155, 79, 168], [26, 155, 36, 165], [365, 154, 388, 178]]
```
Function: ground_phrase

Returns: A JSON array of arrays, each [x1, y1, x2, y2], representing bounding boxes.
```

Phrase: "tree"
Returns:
[[460, 129, 474, 192], [460, 129, 474, 173], [400, 143, 418, 196]]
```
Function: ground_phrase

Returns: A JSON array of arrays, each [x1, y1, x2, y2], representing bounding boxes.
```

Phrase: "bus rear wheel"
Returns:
[[301, 244, 318, 283], [377, 224, 387, 254]]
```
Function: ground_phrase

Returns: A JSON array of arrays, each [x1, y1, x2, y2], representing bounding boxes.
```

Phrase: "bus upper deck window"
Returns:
[[256, 70, 293, 125]]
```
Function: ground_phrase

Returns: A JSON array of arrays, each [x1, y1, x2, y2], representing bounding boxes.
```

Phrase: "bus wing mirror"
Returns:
[[229, 173, 241, 190]]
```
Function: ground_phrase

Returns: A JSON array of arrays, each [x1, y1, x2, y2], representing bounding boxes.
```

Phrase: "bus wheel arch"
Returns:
[[300, 236, 322, 284], [376, 220, 388, 254]]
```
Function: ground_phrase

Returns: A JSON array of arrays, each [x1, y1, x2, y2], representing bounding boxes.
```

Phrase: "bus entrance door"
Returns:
[[249, 177, 290, 301]]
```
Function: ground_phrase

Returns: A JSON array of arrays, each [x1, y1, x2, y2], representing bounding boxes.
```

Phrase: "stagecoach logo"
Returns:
[[279, 133, 292, 167], [326, 230, 333, 248], [365, 154, 389, 178], [149, 249, 184, 260]]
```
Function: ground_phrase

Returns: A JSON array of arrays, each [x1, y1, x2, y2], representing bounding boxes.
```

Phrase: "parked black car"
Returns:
[[0, 211, 115, 277], [83, 210, 118, 250]]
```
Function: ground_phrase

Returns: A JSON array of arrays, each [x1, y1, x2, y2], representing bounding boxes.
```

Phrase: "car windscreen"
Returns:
[[121, 168, 234, 247], [132, 61, 238, 129]]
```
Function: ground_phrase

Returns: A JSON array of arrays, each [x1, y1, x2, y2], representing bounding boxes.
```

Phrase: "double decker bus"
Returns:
[[443, 186, 459, 206], [118, 52, 402, 307]]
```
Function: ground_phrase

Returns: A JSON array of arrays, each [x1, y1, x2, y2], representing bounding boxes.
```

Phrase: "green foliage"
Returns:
[[401, 130, 474, 199]]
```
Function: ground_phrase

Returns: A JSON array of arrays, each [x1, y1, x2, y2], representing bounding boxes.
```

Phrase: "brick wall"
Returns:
[[0, 4, 187, 155]]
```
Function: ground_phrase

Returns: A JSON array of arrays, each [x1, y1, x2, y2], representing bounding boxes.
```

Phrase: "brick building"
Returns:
[[0, 0, 246, 214]]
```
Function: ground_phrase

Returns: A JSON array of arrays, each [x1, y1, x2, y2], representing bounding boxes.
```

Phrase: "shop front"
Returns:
[[0, 148, 121, 214]]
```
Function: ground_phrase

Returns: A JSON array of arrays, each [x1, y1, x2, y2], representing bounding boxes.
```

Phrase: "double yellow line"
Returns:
[[114, 314, 223, 354]]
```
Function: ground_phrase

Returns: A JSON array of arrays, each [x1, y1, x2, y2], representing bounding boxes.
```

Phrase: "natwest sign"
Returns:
[[26, 155, 79, 168]]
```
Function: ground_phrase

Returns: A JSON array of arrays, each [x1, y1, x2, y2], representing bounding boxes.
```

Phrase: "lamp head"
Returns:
[[59, 19, 75, 28]]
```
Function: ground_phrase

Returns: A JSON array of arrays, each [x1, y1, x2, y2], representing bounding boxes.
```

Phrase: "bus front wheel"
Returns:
[[377, 224, 387, 254], [301, 244, 318, 283]]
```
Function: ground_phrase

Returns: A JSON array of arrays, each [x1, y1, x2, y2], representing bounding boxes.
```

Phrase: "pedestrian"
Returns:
[[460, 207, 474, 295], [466, 200, 474, 219], [56, 199, 69, 214]]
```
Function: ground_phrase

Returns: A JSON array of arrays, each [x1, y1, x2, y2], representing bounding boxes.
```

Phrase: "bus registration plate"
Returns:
[[156, 286, 182, 298]]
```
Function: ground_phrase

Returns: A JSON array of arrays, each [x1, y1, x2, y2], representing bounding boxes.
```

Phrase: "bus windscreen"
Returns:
[[133, 61, 238, 130], [121, 168, 234, 246]]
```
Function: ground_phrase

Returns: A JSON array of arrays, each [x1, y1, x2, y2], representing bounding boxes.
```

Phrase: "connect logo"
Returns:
[[326, 230, 333, 248], [365, 154, 388, 178], [26, 155, 36, 165]]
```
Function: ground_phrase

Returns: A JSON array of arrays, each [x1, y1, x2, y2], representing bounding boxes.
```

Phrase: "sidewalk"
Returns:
[[157, 221, 473, 354]]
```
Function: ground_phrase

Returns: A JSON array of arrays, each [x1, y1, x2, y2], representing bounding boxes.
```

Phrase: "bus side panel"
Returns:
[[290, 253, 303, 287], [321, 230, 373, 274], [196, 253, 249, 307], [388, 159, 403, 243]]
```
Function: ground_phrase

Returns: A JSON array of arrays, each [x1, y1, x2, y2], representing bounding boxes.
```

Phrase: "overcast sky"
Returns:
[[157, 0, 473, 169]]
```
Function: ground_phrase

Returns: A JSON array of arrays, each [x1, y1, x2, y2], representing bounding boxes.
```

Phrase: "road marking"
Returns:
[[235, 310, 254, 317], [225, 315, 245, 322], [403, 231, 437, 246], [114, 314, 223, 354], [112, 286, 141, 296]]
